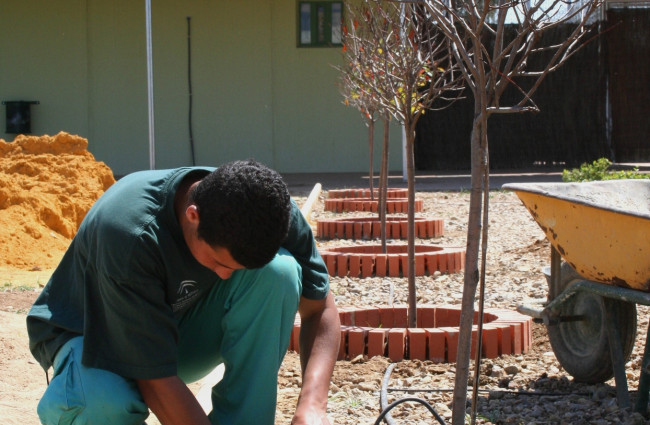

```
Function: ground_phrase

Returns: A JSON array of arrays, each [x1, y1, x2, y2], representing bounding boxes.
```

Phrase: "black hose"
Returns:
[[379, 363, 446, 425], [374, 397, 446, 425]]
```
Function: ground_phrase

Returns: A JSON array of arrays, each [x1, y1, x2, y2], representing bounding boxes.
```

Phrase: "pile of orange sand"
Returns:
[[0, 132, 115, 270]]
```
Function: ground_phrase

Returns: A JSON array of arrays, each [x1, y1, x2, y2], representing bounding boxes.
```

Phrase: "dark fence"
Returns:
[[414, 12, 649, 171]]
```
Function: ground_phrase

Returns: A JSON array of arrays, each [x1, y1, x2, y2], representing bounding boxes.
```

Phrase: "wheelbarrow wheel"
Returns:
[[547, 262, 637, 384]]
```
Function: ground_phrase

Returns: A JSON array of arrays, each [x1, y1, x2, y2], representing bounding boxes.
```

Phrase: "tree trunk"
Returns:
[[368, 119, 375, 200], [406, 121, 417, 329], [451, 106, 489, 425], [380, 115, 390, 253]]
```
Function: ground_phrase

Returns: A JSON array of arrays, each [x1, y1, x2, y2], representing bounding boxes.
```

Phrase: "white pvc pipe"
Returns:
[[146, 0, 156, 169]]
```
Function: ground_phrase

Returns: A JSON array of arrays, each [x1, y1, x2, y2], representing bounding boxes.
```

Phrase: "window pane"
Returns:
[[331, 3, 342, 44], [300, 3, 311, 44]]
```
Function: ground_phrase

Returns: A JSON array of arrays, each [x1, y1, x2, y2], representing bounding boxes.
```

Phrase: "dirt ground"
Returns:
[[2, 135, 648, 424], [3, 189, 650, 424]]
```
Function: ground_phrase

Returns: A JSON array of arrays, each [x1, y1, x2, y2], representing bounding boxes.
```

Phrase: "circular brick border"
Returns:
[[289, 306, 533, 362], [327, 188, 409, 199], [317, 216, 444, 240], [323, 197, 423, 213], [319, 244, 465, 278]]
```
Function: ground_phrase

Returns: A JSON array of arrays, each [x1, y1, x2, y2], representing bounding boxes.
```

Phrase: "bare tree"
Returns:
[[337, 48, 381, 201], [417, 0, 604, 422], [342, 0, 462, 327], [339, 1, 395, 253]]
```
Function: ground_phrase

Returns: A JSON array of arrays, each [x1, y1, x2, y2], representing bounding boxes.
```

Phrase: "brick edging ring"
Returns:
[[327, 188, 409, 199], [323, 197, 423, 213], [289, 306, 533, 362], [318, 245, 465, 277], [317, 216, 444, 240]]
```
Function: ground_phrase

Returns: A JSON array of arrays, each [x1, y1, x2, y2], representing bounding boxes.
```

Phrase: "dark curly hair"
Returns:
[[189, 159, 291, 269]]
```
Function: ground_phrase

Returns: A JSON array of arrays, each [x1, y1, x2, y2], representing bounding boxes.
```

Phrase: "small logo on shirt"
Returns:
[[178, 280, 197, 296], [173, 280, 200, 313]]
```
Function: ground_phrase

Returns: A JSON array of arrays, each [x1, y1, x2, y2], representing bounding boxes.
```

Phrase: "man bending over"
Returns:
[[27, 159, 340, 424]]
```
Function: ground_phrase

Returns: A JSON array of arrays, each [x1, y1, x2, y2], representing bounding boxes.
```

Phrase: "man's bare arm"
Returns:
[[292, 292, 340, 424], [136, 375, 211, 425]]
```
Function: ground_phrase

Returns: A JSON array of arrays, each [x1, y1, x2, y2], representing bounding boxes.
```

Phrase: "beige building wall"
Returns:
[[0, 0, 402, 176]]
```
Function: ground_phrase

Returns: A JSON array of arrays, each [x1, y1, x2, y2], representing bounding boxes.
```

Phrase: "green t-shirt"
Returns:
[[27, 167, 329, 379]]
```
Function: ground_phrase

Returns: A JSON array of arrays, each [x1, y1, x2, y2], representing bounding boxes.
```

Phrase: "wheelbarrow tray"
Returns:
[[503, 179, 650, 292]]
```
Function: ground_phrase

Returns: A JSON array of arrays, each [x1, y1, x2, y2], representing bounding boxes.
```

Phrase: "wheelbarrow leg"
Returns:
[[634, 321, 650, 414], [603, 297, 631, 409]]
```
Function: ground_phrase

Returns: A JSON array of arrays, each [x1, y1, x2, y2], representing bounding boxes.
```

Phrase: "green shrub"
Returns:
[[562, 158, 650, 182]]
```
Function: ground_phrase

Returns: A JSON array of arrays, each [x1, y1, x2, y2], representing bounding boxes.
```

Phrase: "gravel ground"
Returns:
[[274, 189, 650, 425], [1, 187, 647, 425]]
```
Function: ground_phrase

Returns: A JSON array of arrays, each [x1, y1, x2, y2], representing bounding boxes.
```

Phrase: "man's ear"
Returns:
[[185, 205, 200, 224]]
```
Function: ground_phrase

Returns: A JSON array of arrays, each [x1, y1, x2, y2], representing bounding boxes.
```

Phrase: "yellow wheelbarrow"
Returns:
[[503, 179, 650, 413]]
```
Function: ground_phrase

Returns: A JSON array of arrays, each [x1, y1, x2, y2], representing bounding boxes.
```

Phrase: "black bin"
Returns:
[[2, 100, 39, 134]]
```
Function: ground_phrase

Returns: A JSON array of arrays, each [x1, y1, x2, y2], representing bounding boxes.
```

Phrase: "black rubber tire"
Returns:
[[546, 262, 637, 384]]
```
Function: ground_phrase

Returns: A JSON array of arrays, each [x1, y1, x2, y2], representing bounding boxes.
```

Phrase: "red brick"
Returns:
[[496, 324, 512, 355], [400, 221, 408, 238], [426, 328, 446, 362], [361, 256, 374, 278], [348, 328, 368, 358], [400, 255, 410, 278], [388, 254, 401, 277], [408, 328, 427, 360], [416, 221, 426, 238], [482, 325, 500, 359], [353, 222, 362, 239], [392, 307, 409, 328], [375, 254, 387, 277], [328, 222, 337, 239], [338, 327, 350, 360], [447, 252, 456, 273], [417, 307, 436, 328], [352, 309, 369, 327], [367, 329, 389, 357], [415, 254, 425, 276], [389, 222, 399, 239], [425, 254, 438, 275], [508, 322, 523, 354], [336, 254, 348, 277], [388, 328, 407, 361], [436, 307, 461, 327], [453, 251, 464, 273], [336, 221, 344, 239], [438, 253, 449, 273], [366, 308, 381, 327], [362, 222, 372, 239], [345, 222, 354, 239], [497, 317, 530, 353], [442, 327, 460, 362], [348, 254, 361, 278], [379, 307, 395, 328], [324, 254, 336, 276], [426, 220, 435, 237], [372, 222, 381, 239]]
